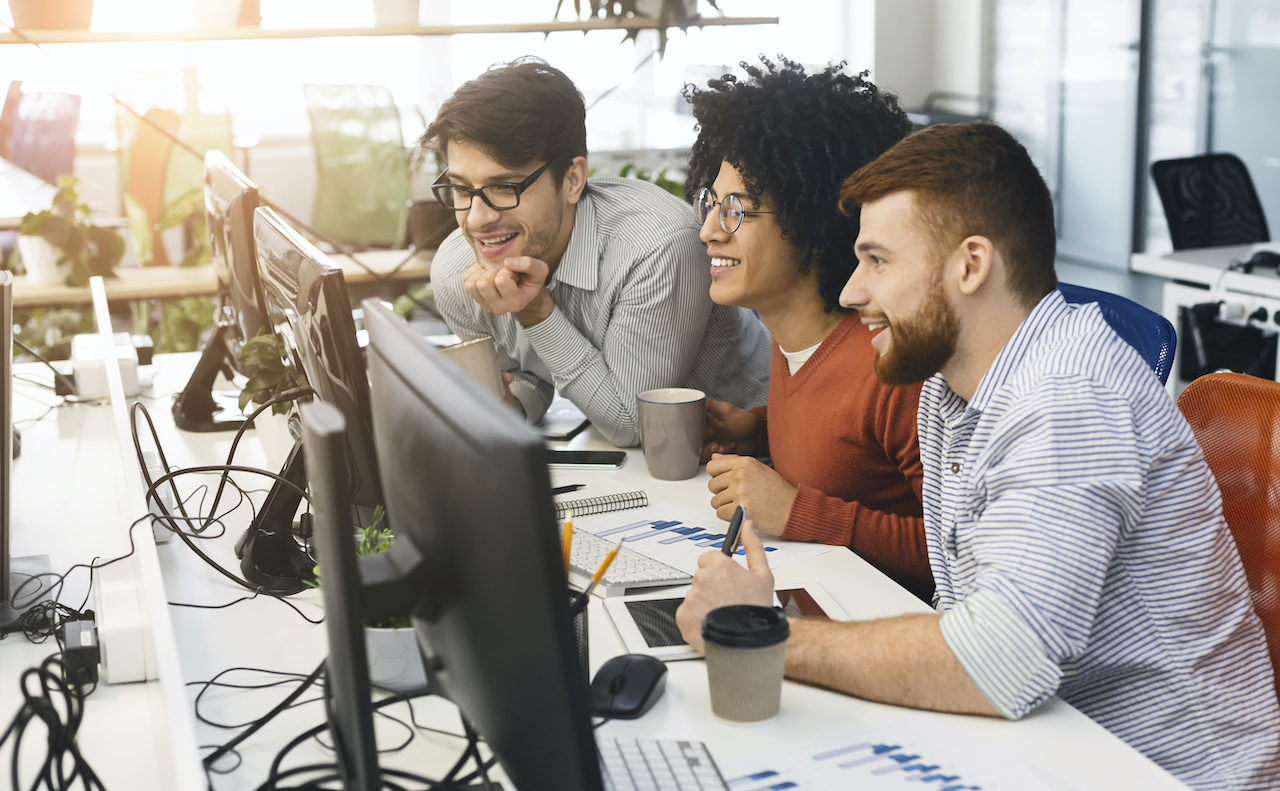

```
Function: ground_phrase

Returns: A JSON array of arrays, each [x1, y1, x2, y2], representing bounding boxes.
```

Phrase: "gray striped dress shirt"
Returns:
[[431, 176, 771, 447], [924, 291, 1280, 790]]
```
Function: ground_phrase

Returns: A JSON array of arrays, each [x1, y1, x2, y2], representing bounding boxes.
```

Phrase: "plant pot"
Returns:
[[364, 625, 429, 692], [407, 199, 457, 250], [253, 407, 296, 473], [187, 0, 240, 29], [15, 236, 69, 284], [635, 0, 698, 19], [8, 0, 94, 29], [371, 0, 418, 26]]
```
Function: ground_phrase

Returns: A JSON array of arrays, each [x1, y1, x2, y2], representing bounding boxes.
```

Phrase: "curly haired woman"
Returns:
[[685, 55, 931, 601]]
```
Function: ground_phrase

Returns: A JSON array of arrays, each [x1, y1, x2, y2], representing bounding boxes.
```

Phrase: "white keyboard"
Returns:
[[598, 737, 727, 791], [569, 527, 690, 593]]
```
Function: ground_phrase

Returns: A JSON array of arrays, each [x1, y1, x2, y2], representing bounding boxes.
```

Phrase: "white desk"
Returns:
[[0, 352, 1187, 790], [1131, 242, 1280, 394], [0, 156, 55, 230]]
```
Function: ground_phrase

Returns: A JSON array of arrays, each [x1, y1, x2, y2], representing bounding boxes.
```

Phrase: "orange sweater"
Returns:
[[754, 315, 932, 601]]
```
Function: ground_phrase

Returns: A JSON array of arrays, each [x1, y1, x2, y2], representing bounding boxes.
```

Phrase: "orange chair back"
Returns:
[[123, 107, 179, 267], [1178, 372, 1280, 692]]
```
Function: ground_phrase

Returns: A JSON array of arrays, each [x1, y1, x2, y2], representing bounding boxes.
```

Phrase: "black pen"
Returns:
[[722, 505, 747, 555], [551, 483, 586, 496]]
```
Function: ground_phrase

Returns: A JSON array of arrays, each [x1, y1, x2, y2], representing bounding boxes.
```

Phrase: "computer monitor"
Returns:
[[235, 206, 381, 595], [298, 399, 379, 791], [352, 297, 600, 790], [1, 271, 51, 629], [171, 150, 268, 433]]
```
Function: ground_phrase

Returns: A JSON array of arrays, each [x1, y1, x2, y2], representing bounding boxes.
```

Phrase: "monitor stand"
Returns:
[[234, 438, 314, 595], [172, 323, 254, 433], [1, 554, 52, 630]]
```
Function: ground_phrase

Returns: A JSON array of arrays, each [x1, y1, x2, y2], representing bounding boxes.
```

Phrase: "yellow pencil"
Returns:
[[572, 538, 623, 610], [562, 518, 574, 575]]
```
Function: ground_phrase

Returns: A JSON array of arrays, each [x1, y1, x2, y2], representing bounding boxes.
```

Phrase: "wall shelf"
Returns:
[[0, 16, 778, 44]]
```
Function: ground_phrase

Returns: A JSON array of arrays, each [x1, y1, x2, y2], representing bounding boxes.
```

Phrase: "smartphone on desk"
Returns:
[[546, 449, 627, 470]]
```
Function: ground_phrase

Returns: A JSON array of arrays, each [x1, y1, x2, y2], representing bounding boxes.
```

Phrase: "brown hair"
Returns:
[[423, 56, 586, 182], [839, 121, 1057, 307]]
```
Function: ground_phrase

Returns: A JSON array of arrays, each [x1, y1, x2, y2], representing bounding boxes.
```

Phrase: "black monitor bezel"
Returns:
[[362, 298, 603, 791]]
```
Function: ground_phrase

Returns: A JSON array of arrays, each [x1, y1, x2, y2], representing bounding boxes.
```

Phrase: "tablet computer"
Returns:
[[602, 582, 849, 661]]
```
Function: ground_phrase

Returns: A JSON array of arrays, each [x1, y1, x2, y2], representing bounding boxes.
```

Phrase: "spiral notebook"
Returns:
[[554, 490, 648, 520]]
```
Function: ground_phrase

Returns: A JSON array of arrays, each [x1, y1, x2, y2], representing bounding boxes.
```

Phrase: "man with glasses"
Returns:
[[424, 57, 770, 446], [683, 57, 930, 600]]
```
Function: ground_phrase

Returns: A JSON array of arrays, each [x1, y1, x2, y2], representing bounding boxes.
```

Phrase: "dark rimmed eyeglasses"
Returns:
[[695, 188, 777, 234], [432, 156, 566, 211]]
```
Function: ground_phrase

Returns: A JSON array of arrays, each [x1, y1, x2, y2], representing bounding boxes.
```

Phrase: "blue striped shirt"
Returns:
[[432, 176, 771, 447], [925, 291, 1280, 791]]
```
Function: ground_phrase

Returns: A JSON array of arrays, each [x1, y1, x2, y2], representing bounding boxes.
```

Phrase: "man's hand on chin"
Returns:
[[462, 256, 554, 327], [676, 521, 775, 653]]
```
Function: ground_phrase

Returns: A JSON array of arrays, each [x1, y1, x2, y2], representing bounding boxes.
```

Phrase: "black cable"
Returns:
[[0, 653, 105, 791], [13, 338, 79, 397], [203, 660, 326, 772], [168, 588, 324, 626]]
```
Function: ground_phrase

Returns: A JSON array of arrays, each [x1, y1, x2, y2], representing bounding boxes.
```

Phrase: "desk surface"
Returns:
[[1131, 242, 1280, 297], [11, 248, 433, 309], [0, 352, 1186, 790]]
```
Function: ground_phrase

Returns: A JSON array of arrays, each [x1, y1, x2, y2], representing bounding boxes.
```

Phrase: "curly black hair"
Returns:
[[684, 55, 911, 312]]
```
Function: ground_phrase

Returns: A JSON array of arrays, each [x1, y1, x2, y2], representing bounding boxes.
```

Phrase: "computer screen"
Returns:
[[171, 150, 267, 433], [254, 205, 380, 513], [359, 297, 603, 791], [298, 399, 380, 791], [1, 271, 50, 629], [0, 271, 12, 626]]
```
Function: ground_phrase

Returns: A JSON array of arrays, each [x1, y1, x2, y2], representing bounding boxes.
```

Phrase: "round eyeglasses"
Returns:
[[432, 156, 565, 211], [695, 188, 777, 234]]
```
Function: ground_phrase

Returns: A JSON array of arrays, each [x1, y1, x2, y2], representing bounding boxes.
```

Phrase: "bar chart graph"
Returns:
[[573, 505, 837, 575], [721, 723, 1065, 791]]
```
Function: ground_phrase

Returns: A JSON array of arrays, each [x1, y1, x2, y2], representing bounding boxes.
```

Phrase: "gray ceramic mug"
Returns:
[[439, 336, 505, 401], [636, 388, 705, 480]]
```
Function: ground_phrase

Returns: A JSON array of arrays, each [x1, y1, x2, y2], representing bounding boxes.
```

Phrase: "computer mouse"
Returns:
[[1246, 250, 1280, 272], [588, 654, 667, 719]]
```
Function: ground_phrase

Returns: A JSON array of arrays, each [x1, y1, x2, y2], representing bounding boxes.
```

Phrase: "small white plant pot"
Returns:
[[371, 0, 418, 25], [364, 625, 428, 692], [16, 236, 70, 284], [253, 408, 296, 473]]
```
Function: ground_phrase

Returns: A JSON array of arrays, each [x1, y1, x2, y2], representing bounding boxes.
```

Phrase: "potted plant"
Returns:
[[554, 0, 721, 53], [313, 510, 428, 693], [236, 331, 301, 469], [18, 175, 125, 287]]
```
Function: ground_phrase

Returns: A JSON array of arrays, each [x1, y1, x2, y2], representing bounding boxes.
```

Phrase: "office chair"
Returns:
[[7, 90, 81, 184], [115, 68, 236, 266], [303, 83, 410, 250], [1176, 372, 1280, 695], [1059, 283, 1177, 385], [1, 86, 81, 268], [1150, 153, 1271, 250], [0, 80, 24, 161]]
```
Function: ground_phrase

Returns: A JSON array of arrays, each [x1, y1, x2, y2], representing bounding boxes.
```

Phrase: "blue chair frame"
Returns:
[[1059, 282, 1176, 385]]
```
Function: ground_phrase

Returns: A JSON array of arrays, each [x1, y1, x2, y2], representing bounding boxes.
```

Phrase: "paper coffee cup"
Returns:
[[702, 605, 790, 723], [636, 388, 705, 480], [440, 336, 504, 401]]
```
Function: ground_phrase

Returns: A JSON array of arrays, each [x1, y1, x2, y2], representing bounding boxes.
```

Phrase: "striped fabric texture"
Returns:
[[925, 291, 1280, 791], [432, 176, 771, 447]]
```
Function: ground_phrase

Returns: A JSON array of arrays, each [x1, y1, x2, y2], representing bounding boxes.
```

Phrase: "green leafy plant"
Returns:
[[18, 175, 125, 287], [236, 331, 301, 417], [554, 0, 722, 54], [125, 186, 211, 268], [617, 162, 684, 198], [311, 506, 411, 629], [13, 306, 97, 361]]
